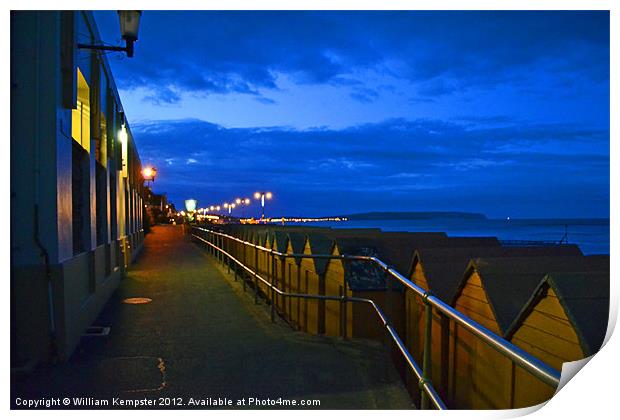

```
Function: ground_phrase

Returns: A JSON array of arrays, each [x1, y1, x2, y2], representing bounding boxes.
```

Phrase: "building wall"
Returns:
[[11, 11, 145, 368]]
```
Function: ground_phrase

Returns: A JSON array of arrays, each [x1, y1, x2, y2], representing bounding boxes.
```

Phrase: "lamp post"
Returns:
[[223, 202, 236, 215], [235, 197, 251, 218], [78, 11, 142, 58], [253, 192, 272, 221]]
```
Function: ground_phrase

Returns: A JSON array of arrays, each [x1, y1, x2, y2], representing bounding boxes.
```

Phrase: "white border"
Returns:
[[3, 1, 616, 420]]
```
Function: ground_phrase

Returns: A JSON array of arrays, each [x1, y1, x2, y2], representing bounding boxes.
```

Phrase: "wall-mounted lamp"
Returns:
[[78, 11, 142, 58], [142, 166, 157, 183], [118, 124, 128, 145]]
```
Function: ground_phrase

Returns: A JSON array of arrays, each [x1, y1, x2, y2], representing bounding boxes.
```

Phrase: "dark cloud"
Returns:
[[95, 11, 609, 100], [131, 117, 609, 217]]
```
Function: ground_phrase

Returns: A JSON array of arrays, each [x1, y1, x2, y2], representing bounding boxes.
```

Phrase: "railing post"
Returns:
[[232, 237, 237, 282], [242, 242, 247, 292], [270, 251, 276, 323], [340, 280, 348, 339], [382, 269, 393, 379], [281, 256, 287, 321], [421, 298, 433, 410], [226, 236, 231, 274], [254, 246, 259, 304]]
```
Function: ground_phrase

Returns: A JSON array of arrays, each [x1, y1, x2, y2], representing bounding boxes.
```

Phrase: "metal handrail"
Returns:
[[191, 228, 445, 409], [192, 226, 562, 408]]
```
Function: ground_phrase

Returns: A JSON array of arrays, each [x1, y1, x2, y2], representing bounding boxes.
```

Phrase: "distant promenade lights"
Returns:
[[235, 197, 251, 218], [254, 191, 273, 220], [223, 202, 236, 214]]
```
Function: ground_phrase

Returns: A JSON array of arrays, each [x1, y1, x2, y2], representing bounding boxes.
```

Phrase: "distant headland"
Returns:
[[334, 211, 488, 221]]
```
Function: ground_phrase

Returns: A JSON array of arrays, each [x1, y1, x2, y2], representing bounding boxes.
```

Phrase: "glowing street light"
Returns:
[[254, 191, 272, 220], [185, 199, 197, 213], [235, 197, 251, 218], [142, 166, 157, 180], [223, 202, 236, 214]]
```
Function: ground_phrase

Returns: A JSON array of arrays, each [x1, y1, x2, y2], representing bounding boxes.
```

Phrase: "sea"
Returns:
[[286, 218, 610, 255]]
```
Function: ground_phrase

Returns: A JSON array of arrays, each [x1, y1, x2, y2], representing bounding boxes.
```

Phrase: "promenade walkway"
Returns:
[[12, 225, 412, 409]]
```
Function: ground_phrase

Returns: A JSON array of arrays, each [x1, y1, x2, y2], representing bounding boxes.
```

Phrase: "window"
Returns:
[[71, 68, 90, 152]]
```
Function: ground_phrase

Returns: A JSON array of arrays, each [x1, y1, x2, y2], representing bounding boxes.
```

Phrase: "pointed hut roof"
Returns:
[[414, 244, 583, 303], [270, 230, 289, 251], [332, 233, 449, 291], [507, 271, 609, 355], [284, 231, 306, 265], [304, 233, 335, 275], [458, 255, 609, 336]]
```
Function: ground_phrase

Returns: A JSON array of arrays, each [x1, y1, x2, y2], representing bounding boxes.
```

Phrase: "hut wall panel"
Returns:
[[404, 292, 422, 404], [283, 257, 291, 319], [289, 263, 299, 327], [450, 271, 507, 408], [324, 258, 346, 337], [302, 269, 321, 334], [513, 326, 583, 364], [520, 310, 579, 341], [299, 242, 322, 334], [513, 365, 556, 408], [471, 340, 513, 409], [451, 322, 476, 408], [258, 247, 270, 296], [511, 288, 584, 371], [269, 254, 290, 319], [352, 291, 385, 339], [454, 272, 501, 335]]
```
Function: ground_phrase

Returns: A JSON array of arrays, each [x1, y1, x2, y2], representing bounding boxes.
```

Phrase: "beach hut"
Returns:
[[283, 232, 307, 326], [295, 233, 334, 334], [506, 270, 609, 407], [448, 254, 608, 409], [405, 244, 583, 402], [266, 230, 289, 314], [323, 232, 449, 340]]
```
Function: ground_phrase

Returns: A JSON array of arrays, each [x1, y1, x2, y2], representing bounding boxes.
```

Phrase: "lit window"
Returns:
[[71, 68, 90, 153], [98, 112, 107, 167]]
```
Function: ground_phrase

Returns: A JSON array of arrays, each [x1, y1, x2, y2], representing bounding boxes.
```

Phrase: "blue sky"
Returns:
[[94, 11, 609, 218]]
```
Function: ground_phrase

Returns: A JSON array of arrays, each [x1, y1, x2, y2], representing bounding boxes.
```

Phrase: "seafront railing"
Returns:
[[191, 226, 561, 410]]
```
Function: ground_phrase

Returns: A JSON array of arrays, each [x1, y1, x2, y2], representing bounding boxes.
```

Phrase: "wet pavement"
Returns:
[[11, 225, 412, 409]]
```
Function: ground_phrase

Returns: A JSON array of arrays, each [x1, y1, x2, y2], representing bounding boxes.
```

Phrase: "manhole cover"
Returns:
[[123, 297, 152, 304]]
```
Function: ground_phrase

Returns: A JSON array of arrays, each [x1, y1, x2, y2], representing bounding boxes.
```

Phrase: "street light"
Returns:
[[185, 199, 197, 213], [142, 166, 157, 186], [223, 202, 236, 214], [78, 11, 142, 58], [236, 198, 251, 218], [254, 192, 273, 220]]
